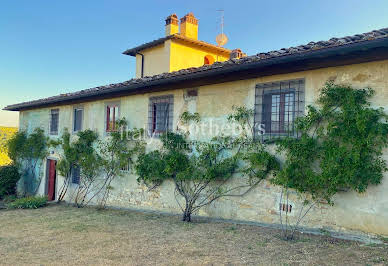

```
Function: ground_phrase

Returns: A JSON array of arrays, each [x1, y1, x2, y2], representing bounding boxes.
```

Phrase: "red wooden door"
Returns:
[[47, 160, 56, 201]]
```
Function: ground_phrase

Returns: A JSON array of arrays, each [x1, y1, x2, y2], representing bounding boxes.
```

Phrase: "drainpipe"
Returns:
[[137, 52, 145, 78]]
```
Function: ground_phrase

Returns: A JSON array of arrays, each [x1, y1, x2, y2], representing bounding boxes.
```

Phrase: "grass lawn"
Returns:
[[0, 205, 387, 265]]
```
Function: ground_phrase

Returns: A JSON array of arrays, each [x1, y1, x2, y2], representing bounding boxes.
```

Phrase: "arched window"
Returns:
[[204, 55, 215, 65]]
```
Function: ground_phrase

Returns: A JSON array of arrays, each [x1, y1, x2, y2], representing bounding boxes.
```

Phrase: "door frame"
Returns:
[[45, 159, 57, 201]]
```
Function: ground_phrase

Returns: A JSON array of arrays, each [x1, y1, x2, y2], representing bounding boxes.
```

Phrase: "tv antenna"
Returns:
[[216, 9, 228, 47]]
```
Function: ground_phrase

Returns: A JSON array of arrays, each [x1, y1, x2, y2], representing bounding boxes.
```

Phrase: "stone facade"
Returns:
[[23, 59, 388, 237]]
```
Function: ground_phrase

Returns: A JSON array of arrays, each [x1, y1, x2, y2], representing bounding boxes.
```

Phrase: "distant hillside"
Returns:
[[0, 127, 18, 166]]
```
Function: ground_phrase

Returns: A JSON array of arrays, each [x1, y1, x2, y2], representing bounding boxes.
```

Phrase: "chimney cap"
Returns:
[[165, 13, 179, 26], [230, 49, 247, 59], [180, 12, 198, 25]]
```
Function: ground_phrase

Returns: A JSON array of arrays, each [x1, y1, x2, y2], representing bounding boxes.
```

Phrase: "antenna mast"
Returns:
[[216, 9, 228, 47], [218, 9, 224, 36]]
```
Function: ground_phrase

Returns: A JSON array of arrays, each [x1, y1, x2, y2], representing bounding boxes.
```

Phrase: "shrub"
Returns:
[[0, 164, 21, 199], [3, 195, 17, 203], [6, 128, 48, 196], [8, 196, 48, 209]]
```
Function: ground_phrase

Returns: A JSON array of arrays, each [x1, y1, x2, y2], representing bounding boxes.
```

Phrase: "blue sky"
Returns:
[[1, 0, 387, 126]]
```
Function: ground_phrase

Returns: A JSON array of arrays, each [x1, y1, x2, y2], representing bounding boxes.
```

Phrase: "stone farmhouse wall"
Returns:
[[20, 59, 388, 236]]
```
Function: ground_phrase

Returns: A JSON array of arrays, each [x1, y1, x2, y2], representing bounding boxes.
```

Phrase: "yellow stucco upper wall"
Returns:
[[135, 44, 170, 78], [168, 40, 229, 72], [135, 39, 230, 77]]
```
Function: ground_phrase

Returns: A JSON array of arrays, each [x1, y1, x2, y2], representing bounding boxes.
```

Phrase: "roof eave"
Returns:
[[5, 37, 388, 112], [122, 34, 231, 56]]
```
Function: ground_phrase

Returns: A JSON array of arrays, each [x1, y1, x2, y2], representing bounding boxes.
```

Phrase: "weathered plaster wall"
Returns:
[[22, 59, 388, 236]]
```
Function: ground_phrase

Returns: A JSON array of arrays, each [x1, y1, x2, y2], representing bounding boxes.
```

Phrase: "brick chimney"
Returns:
[[165, 14, 179, 36], [180, 13, 198, 39], [230, 49, 247, 59]]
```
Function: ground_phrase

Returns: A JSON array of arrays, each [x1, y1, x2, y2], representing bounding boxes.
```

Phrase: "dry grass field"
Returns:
[[0, 205, 387, 265], [0, 126, 17, 166]]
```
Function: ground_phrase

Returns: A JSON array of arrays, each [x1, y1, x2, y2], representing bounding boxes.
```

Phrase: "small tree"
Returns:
[[136, 108, 279, 222], [54, 130, 72, 202], [6, 128, 48, 196], [87, 119, 145, 208], [56, 129, 102, 207], [273, 82, 388, 239]]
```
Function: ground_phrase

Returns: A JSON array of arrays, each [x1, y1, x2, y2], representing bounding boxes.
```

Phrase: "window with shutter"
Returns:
[[254, 79, 305, 141], [148, 95, 174, 136], [106, 105, 119, 132], [50, 109, 59, 135], [73, 108, 83, 132]]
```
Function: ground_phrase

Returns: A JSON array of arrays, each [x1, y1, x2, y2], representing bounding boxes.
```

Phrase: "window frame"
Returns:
[[73, 107, 84, 133], [120, 158, 131, 173], [104, 102, 120, 133], [254, 79, 305, 141], [148, 95, 174, 137], [49, 109, 59, 136], [262, 88, 296, 134], [71, 165, 81, 185]]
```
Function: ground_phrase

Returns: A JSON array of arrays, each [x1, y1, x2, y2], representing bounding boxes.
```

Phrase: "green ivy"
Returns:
[[55, 129, 101, 206], [180, 111, 201, 124], [56, 129, 100, 180], [136, 110, 279, 222], [274, 82, 388, 204], [56, 119, 145, 207]]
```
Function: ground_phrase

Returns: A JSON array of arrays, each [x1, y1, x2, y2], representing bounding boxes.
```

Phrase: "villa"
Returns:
[[4, 13, 388, 236]]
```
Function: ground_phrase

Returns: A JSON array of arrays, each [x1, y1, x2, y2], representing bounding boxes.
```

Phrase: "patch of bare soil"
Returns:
[[0, 205, 387, 265]]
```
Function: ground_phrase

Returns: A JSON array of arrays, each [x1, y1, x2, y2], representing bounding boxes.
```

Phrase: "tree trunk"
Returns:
[[182, 206, 192, 222], [57, 177, 70, 203]]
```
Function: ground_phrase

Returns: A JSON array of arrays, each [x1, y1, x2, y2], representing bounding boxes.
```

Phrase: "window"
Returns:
[[49, 109, 59, 135], [148, 95, 174, 136], [73, 108, 83, 132], [264, 91, 295, 133], [106, 105, 119, 132], [254, 79, 305, 141], [204, 55, 215, 65], [120, 159, 131, 173], [71, 165, 80, 185]]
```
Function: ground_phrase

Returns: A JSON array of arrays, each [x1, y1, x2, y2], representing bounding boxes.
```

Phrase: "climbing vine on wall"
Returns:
[[136, 107, 279, 222], [273, 82, 388, 239], [55, 129, 101, 207], [55, 119, 145, 207]]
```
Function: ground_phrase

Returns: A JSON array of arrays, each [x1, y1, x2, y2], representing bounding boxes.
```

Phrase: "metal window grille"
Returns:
[[120, 159, 131, 173], [254, 79, 305, 142], [148, 95, 174, 137], [106, 105, 119, 132], [73, 108, 83, 132], [50, 109, 59, 135], [71, 165, 80, 185], [279, 203, 292, 213]]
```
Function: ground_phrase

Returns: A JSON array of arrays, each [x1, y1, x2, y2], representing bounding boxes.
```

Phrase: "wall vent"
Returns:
[[187, 89, 198, 97], [279, 203, 292, 213]]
